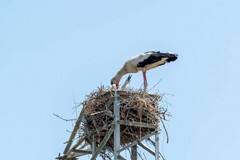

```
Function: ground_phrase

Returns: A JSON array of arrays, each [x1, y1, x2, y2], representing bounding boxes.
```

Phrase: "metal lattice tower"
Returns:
[[56, 90, 161, 160]]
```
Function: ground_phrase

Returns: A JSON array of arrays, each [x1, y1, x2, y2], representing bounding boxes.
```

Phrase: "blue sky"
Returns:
[[1, 0, 240, 159]]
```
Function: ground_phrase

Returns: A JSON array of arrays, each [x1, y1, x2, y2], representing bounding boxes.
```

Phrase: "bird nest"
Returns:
[[82, 86, 168, 152]]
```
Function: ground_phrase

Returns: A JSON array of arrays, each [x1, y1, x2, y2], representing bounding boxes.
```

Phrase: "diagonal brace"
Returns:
[[64, 108, 85, 154], [90, 124, 114, 160]]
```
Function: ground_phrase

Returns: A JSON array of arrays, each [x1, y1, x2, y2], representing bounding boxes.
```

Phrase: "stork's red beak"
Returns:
[[116, 83, 119, 88]]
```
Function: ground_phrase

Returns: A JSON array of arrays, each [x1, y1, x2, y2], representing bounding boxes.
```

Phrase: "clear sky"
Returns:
[[1, 0, 240, 160]]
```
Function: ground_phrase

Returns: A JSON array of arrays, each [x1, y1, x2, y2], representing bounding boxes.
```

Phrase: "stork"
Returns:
[[111, 51, 178, 91], [121, 75, 132, 91]]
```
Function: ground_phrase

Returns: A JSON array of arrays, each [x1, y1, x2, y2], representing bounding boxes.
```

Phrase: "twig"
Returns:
[[160, 118, 169, 143], [53, 113, 76, 122], [147, 79, 162, 92]]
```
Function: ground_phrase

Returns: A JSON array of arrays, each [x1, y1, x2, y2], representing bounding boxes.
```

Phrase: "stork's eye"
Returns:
[[111, 80, 115, 85]]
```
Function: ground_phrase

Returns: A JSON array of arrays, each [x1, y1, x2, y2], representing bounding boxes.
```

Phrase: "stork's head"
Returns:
[[111, 78, 119, 89]]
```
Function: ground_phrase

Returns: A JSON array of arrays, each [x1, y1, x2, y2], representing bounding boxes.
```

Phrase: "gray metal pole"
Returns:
[[92, 135, 96, 160], [155, 99, 160, 160], [131, 145, 137, 160], [155, 128, 160, 160], [114, 90, 120, 160]]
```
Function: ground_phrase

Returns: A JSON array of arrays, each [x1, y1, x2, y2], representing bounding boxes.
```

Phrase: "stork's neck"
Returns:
[[113, 67, 127, 83]]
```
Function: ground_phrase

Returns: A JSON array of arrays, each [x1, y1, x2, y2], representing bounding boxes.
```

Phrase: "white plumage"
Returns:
[[111, 51, 178, 91]]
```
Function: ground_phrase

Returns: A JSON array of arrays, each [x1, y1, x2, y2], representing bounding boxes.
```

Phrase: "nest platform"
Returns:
[[83, 87, 163, 150], [57, 87, 169, 160]]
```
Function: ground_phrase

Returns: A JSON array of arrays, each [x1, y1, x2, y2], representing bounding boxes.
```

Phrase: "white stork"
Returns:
[[111, 51, 178, 91], [121, 75, 132, 91]]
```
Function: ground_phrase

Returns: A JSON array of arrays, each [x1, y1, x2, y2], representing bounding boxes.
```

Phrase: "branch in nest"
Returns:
[[160, 118, 169, 144], [53, 113, 76, 122], [147, 79, 162, 92]]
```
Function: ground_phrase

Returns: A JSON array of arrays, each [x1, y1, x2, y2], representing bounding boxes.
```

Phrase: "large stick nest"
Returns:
[[82, 86, 167, 152]]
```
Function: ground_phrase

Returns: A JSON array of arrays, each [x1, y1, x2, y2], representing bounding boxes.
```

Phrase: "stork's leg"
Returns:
[[142, 71, 148, 92]]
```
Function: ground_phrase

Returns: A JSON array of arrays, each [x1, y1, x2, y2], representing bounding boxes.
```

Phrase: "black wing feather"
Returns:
[[137, 51, 177, 67]]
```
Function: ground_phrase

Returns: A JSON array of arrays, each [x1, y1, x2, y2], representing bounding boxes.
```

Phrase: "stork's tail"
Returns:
[[154, 51, 178, 62], [165, 52, 178, 62], [145, 51, 178, 62]]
